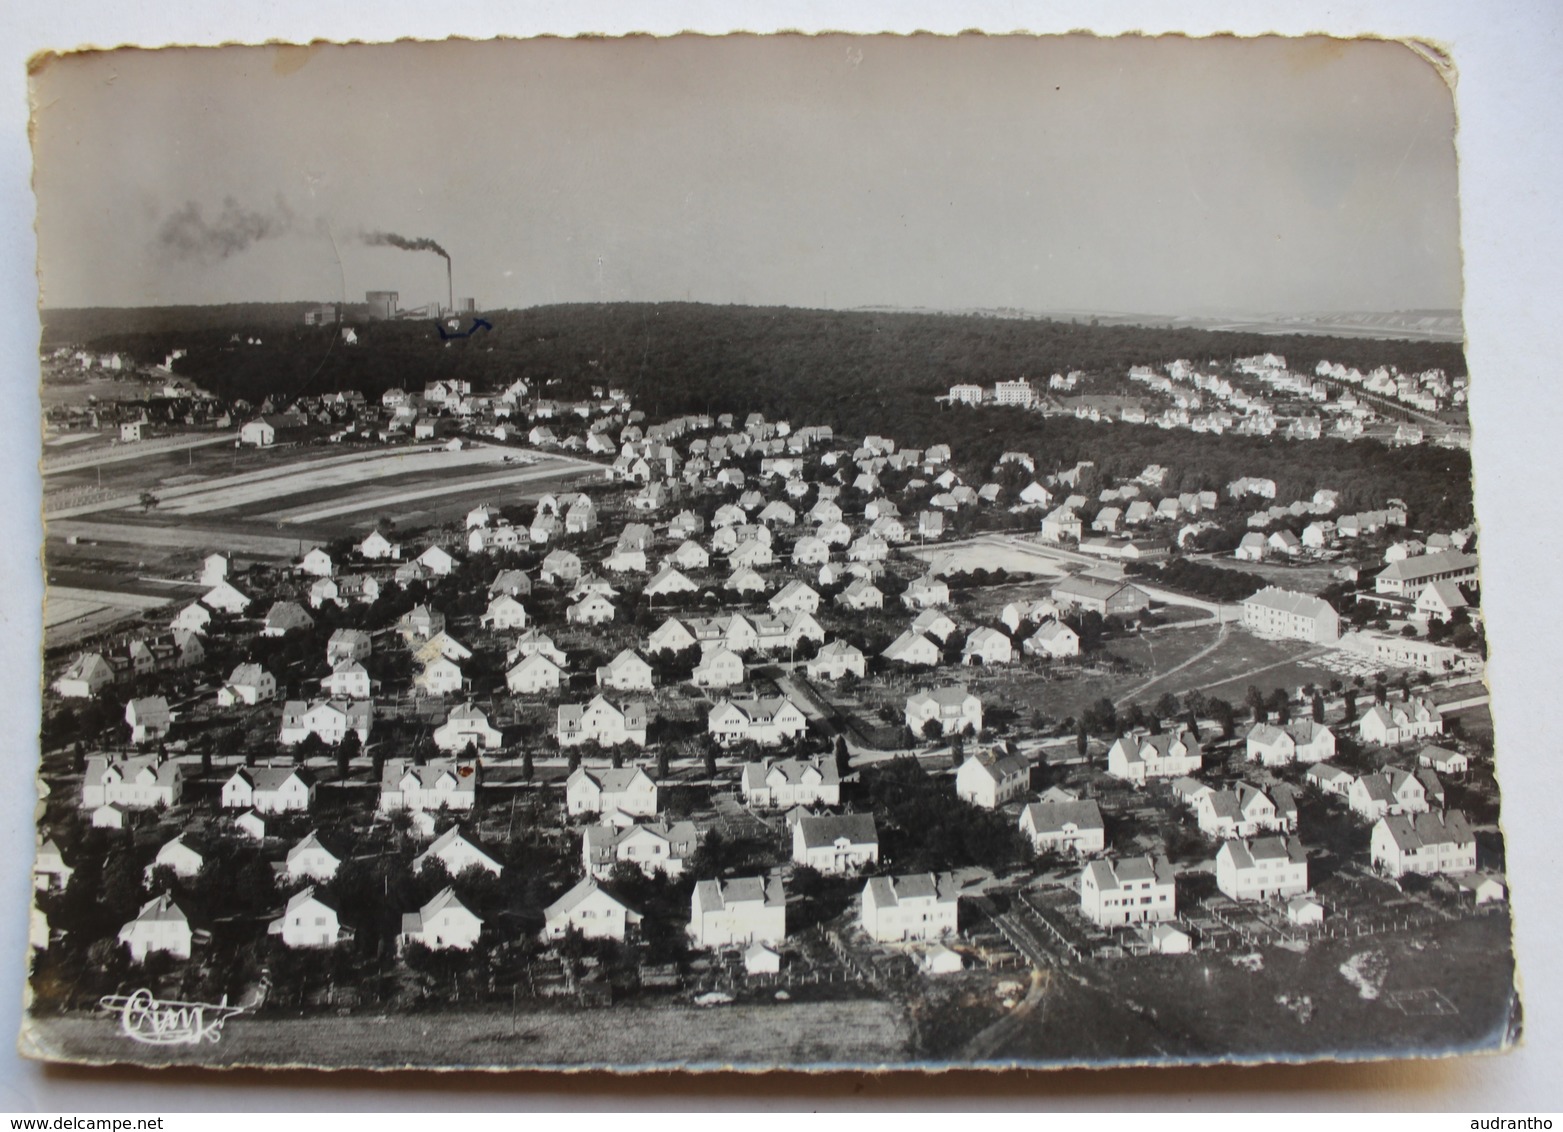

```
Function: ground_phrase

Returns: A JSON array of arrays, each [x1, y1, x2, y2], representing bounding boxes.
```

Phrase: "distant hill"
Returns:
[[40, 302, 358, 345]]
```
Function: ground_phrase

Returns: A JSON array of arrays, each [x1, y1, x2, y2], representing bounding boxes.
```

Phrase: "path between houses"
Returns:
[[957, 966, 1048, 1062], [1117, 622, 1232, 704]]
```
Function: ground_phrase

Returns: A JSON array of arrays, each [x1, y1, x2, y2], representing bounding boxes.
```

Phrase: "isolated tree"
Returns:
[[655, 746, 669, 780], [567, 747, 582, 772], [949, 733, 966, 771], [521, 748, 534, 781], [921, 718, 944, 744], [1311, 693, 1326, 724], [1076, 724, 1089, 759], [702, 744, 717, 780], [1343, 689, 1358, 723], [337, 728, 361, 777], [139, 491, 159, 513]]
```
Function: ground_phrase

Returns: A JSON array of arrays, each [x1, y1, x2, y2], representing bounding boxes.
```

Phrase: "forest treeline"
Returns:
[[55, 301, 1476, 527]]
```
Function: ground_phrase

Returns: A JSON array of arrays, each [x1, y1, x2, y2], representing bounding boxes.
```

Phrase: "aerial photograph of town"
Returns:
[[19, 33, 1519, 1072]]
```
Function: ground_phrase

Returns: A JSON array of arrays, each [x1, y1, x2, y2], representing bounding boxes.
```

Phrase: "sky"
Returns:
[[29, 34, 1463, 316]]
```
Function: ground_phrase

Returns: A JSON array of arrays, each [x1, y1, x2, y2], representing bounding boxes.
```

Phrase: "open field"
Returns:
[[48, 520, 310, 560], [21, 997, 910, 1071], [154, 445, 556, 517], [42, 585, 175, 646], [41, 432, 237, 476], [270, 461, 599, 523], [930, 624, 1337, 727], [909, 537, 1071, 578], [41, 442, 601, 640]]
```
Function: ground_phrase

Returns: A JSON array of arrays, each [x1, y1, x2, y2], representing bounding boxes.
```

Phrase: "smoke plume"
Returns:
[[156, 195, 302, 263], [360, 231, 450, 262]]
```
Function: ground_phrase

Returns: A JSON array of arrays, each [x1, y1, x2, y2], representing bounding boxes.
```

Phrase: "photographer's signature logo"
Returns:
[[98, 989, 244, 1045]]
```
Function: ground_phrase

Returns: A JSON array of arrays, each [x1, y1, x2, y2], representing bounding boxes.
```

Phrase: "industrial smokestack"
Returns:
[[447, 261, 453, 317], [359, 230, 452, 313]]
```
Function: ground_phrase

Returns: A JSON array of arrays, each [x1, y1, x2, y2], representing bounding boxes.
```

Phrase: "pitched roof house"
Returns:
[[689, 876, 787, 949], [1019, 799, 1106, 856], [861, 873, 960, 942]]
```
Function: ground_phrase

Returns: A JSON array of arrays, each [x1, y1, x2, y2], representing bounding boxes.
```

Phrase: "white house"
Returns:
[[791, 813, 880, 874], [268, 887, 348, 949], [1358, 697, 1444, 745], [954, 750, 1029, 808], [689, 876, 787, 949], [400, 887, 484, 952], [415, 656, 466, 697], [1079, 856, 1177, 927], [220, 767, 315, 813], [280, 699, 371, 746], [806, 639, 866, 681], [566, 766, 659, 817], [262, 601, 315, 638], [902, 576, 951, 610], [768, 581, 821, 616], [283, 831, 341, 883], [327, 628, 373, 664], [125, 697, 174, 744], [1370, 810, 1477, 878], [82, 756, 183, 810], [201, 580, 252, 615], [741, 756, 842, 809], [433, 702, 504, 752], [1196, 783, 1298, 839], [1019, 799, 1106, 856], [708, 695, 809, 747], [298, 547, 335, 577], [557, 696, 649, 747], [1245, 721, 1336, 767], [377, 759, 478, 813], [1106, 729, 1202, 785], [1024, 619, 1081, 659], [1418, 744, 1470, 775], [1215, 836, 1309, 901], [905, 687, 983, 737], [506, 651, 566, 694], [480, 595, 529, 631], [882, 631, 942, 667], [645, 565, 699, 598], [53, 653, 117, 698], [359, 530, 401, 560], [596, 649, 655, 692], [835, 578, 884, 611], [584, 820, 699, 879], [567, 593, 617, 626], [33, 839, 74, 894], [961, 627, 1014, 666], [542, 878, 641, 941], [322, 659, 372, 699], [1347, 768, 1441, 821], [860, 873, 960, 943], [216, 663, 277, 707], [118, 894, 193, 962], [413, 827, 503, 878], [692, 647, 746, 689], [415, 545, 458, 577], [144, 834, 204, 883]]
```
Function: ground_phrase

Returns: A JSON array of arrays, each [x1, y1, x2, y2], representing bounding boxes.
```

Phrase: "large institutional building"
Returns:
[[1240, 586, 1341, 644]]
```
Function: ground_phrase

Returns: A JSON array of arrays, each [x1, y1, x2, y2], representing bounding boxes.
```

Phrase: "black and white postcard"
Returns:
[[19, 33, 1520, 1072]]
